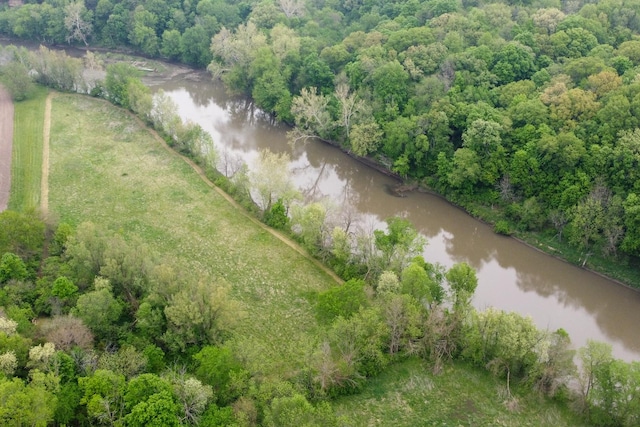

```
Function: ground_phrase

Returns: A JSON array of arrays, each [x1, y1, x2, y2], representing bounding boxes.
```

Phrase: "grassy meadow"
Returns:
[[48, 94, 334, 377], [334, 358, 586, 426], [8, 86, 47, 211]]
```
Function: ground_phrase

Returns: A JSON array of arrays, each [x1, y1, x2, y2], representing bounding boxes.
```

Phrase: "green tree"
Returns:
[[263, 199, 290, 230], [290, 202, 327, 253], [463, 308, 541, 398], [0, 61, 34, 101], [461, 119, 506, 186], [492, 42, 537, 84], [79, 369, 126, 426], [249, 149, 299, 213], [315, 279, 368, 324], [104, 63, 143, 108], [374, 217, 425, 276], [54, 382, 82, 425], [163, 280, 239, 352], [371, 60, 409, 114], [160, 29, 182, 60], [64, 1, 93, 46], [349, 121, 383, 157], [181, 25, 214, 67], [400, 262, 434, 306], [622, 193, 640, 256], [445, 262, 477, 312], [447, 148, 480, 193], [577, 340, 613, 412], [125, 391, 181, 427], [0, 376, 56, 426], [590, 360, 640, 427], [193, 345, 244, 405], [0, 210, 45, 268], [0, 253, 28, 284], [50, 276, 78, 314], [124, 373, 173, 411], [378, 293, 422, 355], [73, 277, 123, 341]]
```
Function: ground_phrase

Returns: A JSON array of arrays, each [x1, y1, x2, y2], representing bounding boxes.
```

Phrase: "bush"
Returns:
[[315, 279, 368, 324], [494, 220, 512, 236]]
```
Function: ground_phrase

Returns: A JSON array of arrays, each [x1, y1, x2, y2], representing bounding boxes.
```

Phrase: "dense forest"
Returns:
[[3, 0, 640, 266], [2, 0, 640, 425]]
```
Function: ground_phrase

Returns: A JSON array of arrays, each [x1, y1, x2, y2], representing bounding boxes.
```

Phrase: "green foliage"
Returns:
[[125, 390, 181, 427], [264, 394, 339, 427], [162, 281, 238, 353], [315, 279, 368, 324], [79, 369, 126, 425], [0, 210, 45, 270], [263, 199, 290, 230], [51, 276, 77, 300], [193, 346, 245, 405], [0, 376, 56, 426], [589, 360, 640, 427], [54, 382, 83, 426], [104, 63, 142, 108], [124, 373, 173, 411], [400, 262, 433, 305], [493, 220, 511, 235], [0, 253, 28, 284], [374, 217, 425, 275], [73, 277, 123, 341], [446, 262, 478, 310], [0, 61, 34, 101]]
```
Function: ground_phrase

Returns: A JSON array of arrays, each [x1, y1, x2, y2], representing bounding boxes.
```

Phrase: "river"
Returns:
[[144, 70, 640, 363]]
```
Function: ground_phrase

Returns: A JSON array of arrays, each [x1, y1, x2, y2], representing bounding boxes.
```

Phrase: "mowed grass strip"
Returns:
[[9, 86, 48, 211], [48, 94, 332, 377], [333, 358, 586, 426]]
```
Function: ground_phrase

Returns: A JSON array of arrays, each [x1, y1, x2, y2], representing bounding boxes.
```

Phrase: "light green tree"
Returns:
[[249, 149, 299, 213]]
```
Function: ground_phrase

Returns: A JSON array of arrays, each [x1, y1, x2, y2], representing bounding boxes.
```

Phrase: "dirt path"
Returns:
[[0, 85, 14, 212], [40, 92, 53, 216]]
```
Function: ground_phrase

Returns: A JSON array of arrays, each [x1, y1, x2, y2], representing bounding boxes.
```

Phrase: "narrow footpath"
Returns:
[[0, 85, 14, 212], [40, 92, 53, 216]]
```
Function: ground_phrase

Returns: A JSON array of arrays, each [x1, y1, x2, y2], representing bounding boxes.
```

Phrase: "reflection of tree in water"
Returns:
[[515, 269, 571, 301], [442, 226, 495, 270], [513, 261, 640, 357]]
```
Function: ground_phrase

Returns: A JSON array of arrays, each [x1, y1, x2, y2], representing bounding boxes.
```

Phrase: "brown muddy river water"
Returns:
[[147, 71, 640, 362]]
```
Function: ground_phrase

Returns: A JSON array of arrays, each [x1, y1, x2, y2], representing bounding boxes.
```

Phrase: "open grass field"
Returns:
[[334, 358, 586, 426], [47, 93, 334, 377], [8, 86, 47, 211]]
